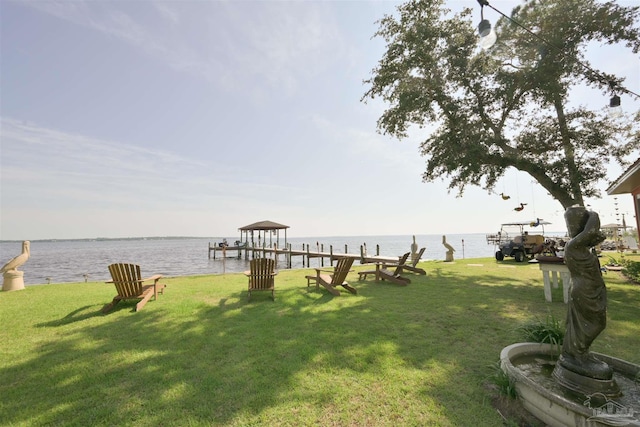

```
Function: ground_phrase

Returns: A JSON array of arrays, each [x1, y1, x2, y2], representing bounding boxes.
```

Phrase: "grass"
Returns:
[[1, 255, 639, 426]]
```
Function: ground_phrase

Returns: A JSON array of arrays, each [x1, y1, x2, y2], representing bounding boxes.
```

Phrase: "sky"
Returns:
[[1, 0, 639, 241]]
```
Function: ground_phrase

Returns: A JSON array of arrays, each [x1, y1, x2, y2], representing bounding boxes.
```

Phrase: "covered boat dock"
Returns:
[[208, 219, 401, 268], [239, 220, 289, 248]]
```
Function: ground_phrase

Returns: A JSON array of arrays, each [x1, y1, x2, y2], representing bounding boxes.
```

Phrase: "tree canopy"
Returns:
[[363, 0, 640, 209]]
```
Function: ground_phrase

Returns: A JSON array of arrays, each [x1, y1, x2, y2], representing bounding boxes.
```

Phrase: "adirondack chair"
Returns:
[[377, 252, 411, 285], [103, 263, 166, 313], [244, 257, 277, 301], [399, 247, 426, 275], [314, 257, 357, 296]]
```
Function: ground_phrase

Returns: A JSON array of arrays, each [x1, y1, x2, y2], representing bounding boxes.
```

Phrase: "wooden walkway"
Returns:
[[208, 242, 401, 268]]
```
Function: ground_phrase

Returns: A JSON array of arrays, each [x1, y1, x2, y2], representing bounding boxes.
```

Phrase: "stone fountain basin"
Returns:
[[500, 343, 640, 427]]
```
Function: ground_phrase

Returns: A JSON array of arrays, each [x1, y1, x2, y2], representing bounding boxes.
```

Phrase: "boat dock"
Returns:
[[208, 242, 401, 269]]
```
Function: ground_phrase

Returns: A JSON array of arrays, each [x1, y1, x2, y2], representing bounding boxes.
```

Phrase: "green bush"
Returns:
[[622, 260, 640, 283], [517, 314, 564, 347], [486, 361, 517, 399]]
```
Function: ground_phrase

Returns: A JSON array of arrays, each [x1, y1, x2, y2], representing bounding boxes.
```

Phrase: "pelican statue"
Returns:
[[442, 235, 455, 262], [1, 241, 30, 273]]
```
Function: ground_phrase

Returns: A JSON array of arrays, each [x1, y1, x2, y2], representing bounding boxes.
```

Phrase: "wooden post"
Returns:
[[321, 244, 324, 267], [376, 244, 380, 255], [330, 245, 334, 266], [273, 243, 278, 268]]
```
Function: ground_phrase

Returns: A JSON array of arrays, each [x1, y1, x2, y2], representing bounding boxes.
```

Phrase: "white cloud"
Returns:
[[21, 0, 347, 101], [0, 118, 312, 209]]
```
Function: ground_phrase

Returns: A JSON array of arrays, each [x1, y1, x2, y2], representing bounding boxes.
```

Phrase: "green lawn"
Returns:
[[1, 256, 638, 426]]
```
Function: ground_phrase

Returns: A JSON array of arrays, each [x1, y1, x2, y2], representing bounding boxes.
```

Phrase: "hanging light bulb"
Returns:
[[608, 81, 622, 117], [609, 95, 621, 108], [609, 95, 623, 118], [477, 1, 497, 50], [478, 19, 497, 50]]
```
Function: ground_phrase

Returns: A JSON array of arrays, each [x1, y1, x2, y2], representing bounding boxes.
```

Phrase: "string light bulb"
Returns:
[[476, 0, 497, 50], [478, 19, 497, 49]]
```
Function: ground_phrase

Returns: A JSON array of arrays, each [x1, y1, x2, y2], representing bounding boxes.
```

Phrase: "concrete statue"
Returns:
[[410, 235, 419, 264], [442, 235, 455, 262], [1, 240, 30, 291], [553, 205, 619, 395]]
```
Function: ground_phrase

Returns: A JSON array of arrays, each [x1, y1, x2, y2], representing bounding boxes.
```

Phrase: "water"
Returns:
[[513, 353, 640, 422], [1, 234, 496, 285]]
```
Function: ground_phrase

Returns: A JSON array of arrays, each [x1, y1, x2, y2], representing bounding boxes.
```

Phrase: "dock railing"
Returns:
[[208, 241, 403, 269]]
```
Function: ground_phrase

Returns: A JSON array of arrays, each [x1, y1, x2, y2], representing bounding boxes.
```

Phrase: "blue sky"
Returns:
[[1, 0, 638, 240]]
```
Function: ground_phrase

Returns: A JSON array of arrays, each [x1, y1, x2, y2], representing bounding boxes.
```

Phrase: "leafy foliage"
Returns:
[[486, 361, 517, 399], [517, 314, 564, 347], [622, 259, 640, 283], [363, 0, 640, 208], [606, 255, 640, 282]]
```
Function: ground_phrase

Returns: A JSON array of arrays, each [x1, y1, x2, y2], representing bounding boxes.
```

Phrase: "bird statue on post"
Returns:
[[442, 235, 455, 262], [1, 241, 30, 273]]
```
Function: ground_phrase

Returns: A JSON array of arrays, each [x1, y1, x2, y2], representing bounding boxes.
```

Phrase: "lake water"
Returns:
[[1, 234, 499, 285]]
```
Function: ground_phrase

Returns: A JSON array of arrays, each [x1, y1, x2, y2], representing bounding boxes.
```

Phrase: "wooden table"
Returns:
[[357, 263, 384, 281], [538, 262, 571, 303]]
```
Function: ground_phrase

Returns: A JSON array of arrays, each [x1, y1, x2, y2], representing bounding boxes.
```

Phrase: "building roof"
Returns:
[[238, 220, 289, 231], [601, 223, 624, 229], [607, 157, 640, 195]]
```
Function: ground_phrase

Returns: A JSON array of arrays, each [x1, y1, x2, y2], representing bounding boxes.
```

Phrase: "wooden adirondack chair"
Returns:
[[103, 263, 166, 313], [244, 258, 277, 301], [377, 252, 411, 285], [399, 247, 426, 275], [314, 257, 357, 296]]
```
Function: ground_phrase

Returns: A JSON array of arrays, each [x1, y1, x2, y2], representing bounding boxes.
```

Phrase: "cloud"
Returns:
[[21, 1, 347, 101], [308, 112, 424, 172], [0, 118, 312, 210]]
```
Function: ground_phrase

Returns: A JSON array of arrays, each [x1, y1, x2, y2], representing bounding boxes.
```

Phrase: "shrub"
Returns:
[[621, 260, 640, 283], [486, 361, 517, 399], [517, 314, 564, 347]]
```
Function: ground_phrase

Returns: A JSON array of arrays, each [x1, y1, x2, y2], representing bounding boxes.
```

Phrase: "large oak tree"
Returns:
[[363, 0, 640, 208]]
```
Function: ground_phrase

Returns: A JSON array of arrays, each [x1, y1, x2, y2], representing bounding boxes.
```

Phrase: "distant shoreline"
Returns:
[[1, 231, 565, 244], [0, 236, 213, 243]]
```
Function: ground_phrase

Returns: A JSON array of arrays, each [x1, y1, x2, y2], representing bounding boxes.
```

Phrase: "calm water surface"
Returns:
[[1, 234, 498, 285]]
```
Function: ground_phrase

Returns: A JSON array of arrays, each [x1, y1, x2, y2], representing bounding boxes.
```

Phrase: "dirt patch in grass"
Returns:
[[485, 383, 546, 427]]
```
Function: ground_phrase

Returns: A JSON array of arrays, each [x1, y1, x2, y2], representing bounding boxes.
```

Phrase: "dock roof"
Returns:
[[239, 220, 289, 231]]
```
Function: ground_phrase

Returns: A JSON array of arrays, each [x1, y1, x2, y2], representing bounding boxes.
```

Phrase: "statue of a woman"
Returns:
[[558, 206, 612, 380]]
